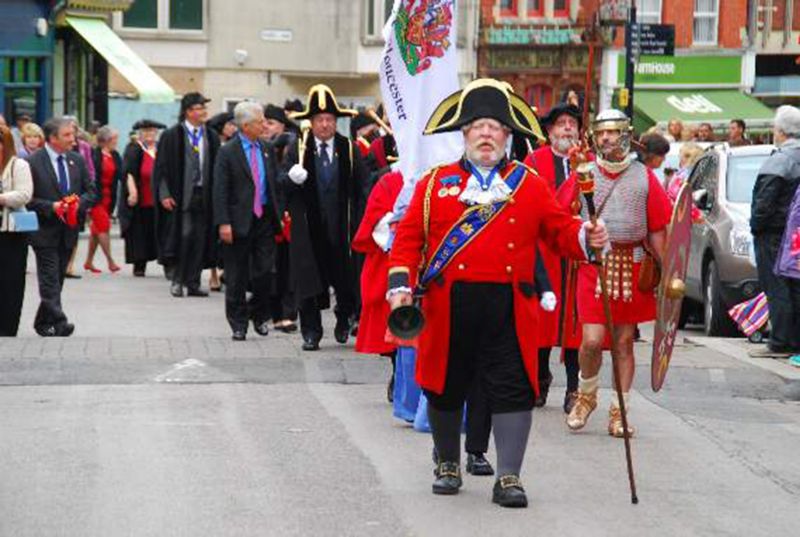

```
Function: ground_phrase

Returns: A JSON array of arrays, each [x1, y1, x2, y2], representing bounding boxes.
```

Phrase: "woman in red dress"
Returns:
[[85, 126, 122, 273]]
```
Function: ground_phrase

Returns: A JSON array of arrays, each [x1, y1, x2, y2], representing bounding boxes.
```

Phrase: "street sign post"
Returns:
[[631, 24, 675, 56]]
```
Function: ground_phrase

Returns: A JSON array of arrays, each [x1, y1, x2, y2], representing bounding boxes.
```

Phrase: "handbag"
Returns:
[[638, 243, 661, 293], [5, 157, 39, 233], [8, 208, 39, 233]]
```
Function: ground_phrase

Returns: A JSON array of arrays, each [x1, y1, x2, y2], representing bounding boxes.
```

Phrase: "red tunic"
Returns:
[[524, 146, 582, 350], [389, 160, 587, 395], [558, 164, 673, 325], [368, 136, 390, 170], [352, 171, 404, 355], [356, 137, 371, 158]]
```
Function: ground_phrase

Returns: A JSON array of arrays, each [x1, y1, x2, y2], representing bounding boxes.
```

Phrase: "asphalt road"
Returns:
[[1, 235, 799, 536]]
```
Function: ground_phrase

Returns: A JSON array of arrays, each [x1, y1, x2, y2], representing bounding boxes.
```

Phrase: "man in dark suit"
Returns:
[[153, 92, 221, 298], [27, 117, 97, 337], [280, 84, 370, 351], [213, 102, 281, 341]]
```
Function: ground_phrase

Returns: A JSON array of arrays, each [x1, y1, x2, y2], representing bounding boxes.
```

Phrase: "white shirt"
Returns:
[[45, 143, 69, 191], [314, 136, 334, 162], [184, 120, 205, 169]]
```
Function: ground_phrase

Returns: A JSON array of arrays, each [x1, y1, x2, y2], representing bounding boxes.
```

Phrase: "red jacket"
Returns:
[[352, 171, 404, 355], [524, 146, 587, 350], [389, 160, 586, 395]]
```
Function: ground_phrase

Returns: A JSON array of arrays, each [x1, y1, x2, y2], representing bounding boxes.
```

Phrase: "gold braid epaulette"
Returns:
[[421, 165, 444, 271]]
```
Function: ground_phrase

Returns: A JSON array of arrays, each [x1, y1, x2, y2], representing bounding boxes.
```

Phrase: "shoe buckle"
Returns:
[[436, 462, 460, 479], [498, 475, 521, 489]]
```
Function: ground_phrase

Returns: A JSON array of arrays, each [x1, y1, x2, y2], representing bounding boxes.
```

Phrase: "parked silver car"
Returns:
[[682, 144, 774, 336]]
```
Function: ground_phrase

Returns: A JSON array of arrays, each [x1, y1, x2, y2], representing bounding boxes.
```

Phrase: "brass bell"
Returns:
[[665, 278, 686, 299]]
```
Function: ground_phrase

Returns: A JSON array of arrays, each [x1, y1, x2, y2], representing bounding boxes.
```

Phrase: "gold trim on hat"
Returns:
[[290, 83, 358, 120]]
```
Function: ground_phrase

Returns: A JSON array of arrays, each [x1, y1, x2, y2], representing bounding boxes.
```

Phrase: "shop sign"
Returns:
[[485, 26, 583, 46], [487, 48, 589, 71], [666, 94, 723, 114], [616, 55, 742, 86], [631, 24, 674, 56]]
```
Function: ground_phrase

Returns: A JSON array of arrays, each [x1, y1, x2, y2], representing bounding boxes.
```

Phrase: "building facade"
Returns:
[[749, 0, 800, 107], [110, 0, 479, 126], [477, 0, 602, 116]]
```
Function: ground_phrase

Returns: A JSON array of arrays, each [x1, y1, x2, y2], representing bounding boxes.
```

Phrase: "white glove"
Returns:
[[540, 291, 557, 312], [288, 164, 308, 185], [372, 212, 394, 251]]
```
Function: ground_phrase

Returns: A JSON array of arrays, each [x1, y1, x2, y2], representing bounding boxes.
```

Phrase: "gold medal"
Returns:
[[438, 187, 448, 198], [448, 186, 460, 196]]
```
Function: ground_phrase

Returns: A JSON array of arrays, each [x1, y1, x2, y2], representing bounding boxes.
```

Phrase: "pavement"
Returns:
[[2, 233, 800, 536]]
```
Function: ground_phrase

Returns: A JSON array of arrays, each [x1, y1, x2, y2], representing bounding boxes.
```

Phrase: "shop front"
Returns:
[[600, 52, 772, 133]]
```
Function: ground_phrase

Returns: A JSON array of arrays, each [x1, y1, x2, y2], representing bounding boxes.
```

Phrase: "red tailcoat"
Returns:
[[389, 160, 586, 395], [356, 137, 371, 158], [352, 171, 404, 355], [525, 145, 582, 349]]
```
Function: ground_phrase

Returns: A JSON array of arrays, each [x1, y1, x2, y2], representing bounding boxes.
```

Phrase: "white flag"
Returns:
[[379, 0, 464, 215]]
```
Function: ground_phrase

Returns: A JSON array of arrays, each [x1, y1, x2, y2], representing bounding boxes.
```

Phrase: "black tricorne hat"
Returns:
[[181, 92, 210, 112], [350, 112, 376, 135], [290, 84, 357, 120], [541, 102, 582, 131], [132, 119, 167, 130], [424, 79, 544, 141], [264, 104, 292, 126]]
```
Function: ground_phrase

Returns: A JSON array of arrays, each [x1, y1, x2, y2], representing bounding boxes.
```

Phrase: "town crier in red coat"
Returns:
[[386, 79, 610, 508], [523, 102, 584, 413]]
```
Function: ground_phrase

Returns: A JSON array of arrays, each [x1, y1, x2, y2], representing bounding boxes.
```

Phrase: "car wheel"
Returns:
[[703, 259, 740, 337]]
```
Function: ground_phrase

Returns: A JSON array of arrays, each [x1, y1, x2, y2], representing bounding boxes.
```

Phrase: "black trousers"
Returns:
[[0, 233, 28, 336], [223, 213, 276, 333], [269, 241, 296, 322], [32, 241, 71, 333], [755, 233, 800, 351], [425, 282, 535, 414], [174, 193, 206, 290], [298, 264, 356, 343], [465, 375, 492, 454]]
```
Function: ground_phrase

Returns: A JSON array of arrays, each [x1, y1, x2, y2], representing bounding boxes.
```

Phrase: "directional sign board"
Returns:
[[632, 24, 675, 56]]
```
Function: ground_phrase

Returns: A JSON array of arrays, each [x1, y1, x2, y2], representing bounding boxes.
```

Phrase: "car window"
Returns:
[[689, 155, 718, 193], [726, 154, 770, 203]]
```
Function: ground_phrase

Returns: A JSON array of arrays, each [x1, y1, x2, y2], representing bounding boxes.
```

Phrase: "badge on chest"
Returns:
[[437, 175, 462, 198]]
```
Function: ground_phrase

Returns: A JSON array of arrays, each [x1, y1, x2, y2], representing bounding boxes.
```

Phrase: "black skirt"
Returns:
[[124, 206, 158, 264]]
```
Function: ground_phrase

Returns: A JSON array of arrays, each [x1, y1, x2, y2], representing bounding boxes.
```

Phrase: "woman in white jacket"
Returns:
[[0, 125, 34, 336]]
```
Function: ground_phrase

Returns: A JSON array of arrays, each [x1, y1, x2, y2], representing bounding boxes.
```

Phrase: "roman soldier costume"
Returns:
[[388, 79, 596, 508], [558, 109, 672, 437]]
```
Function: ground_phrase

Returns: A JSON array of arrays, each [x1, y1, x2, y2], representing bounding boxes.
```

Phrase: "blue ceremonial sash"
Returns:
[[420, 164, 526, 287]]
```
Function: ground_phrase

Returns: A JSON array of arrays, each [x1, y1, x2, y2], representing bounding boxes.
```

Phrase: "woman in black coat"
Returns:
[[118, 120, 165, 276]]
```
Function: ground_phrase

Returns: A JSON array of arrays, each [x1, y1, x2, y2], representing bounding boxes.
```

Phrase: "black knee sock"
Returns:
[[564, 348, 579, 392], [492, 411, 532, 477], [428, 405, 463, 464], [537, 347, 551, 380]]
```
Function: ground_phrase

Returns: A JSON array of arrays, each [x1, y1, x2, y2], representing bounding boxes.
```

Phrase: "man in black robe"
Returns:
[[279, 84, 370, 351], [152, 92, 221, 297]]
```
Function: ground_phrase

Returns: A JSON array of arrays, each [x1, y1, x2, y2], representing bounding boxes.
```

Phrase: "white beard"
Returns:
[[550, 135, 576, 155]]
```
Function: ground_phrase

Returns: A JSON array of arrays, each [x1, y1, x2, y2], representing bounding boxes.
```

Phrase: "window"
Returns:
[[123, 0, 157, 29], [121, 0, 204, 32], [364, 0, 394, 40], [527, 0, 543, 17], [499, 0, 518, 17], [553, 0, 570, 18], [170, 0, 203, 30], [527, 84, 553, 116], [636, 0, 662, 24], [693, 0, 719, 45]]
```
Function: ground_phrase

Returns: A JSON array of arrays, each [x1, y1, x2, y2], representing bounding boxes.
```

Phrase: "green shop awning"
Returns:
[[630, 90, 774, 132], [66, 16, 175, 104]]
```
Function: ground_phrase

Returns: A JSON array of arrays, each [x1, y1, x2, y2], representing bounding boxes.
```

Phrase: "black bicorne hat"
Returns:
[[207, 112, 234, 134], [264, 104, 293, 126], [424, 79, 545, 141], [132, 119, 167, 130], [290, 84, 357, 120], [541, 102, 582, 131]]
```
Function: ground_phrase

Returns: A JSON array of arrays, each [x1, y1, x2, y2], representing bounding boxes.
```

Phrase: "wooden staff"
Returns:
[[366, 108, 394, 136], [577, 168, 639, 505], [297, 119, 312, 163]]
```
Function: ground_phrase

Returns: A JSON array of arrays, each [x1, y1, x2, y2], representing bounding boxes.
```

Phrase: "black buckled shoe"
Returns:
[[231, 330, 246, 341], [492, 474, 528, 508], [170, 283, 184, 297], [466, 453, 494, 476], [56, 323, 75, 337], [432, 461, 462, 495], [334, 318, 351, 344], [534, 372, 553, 408], [186, 287, 209, 297], [302, 338, 320, 351]]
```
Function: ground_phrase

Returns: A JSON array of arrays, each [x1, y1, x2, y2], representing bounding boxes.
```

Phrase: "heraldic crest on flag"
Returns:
[[395, 0, 454, 76]]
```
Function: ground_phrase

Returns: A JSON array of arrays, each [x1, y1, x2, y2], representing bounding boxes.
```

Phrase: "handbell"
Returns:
[[387, 303, 425, 340]]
